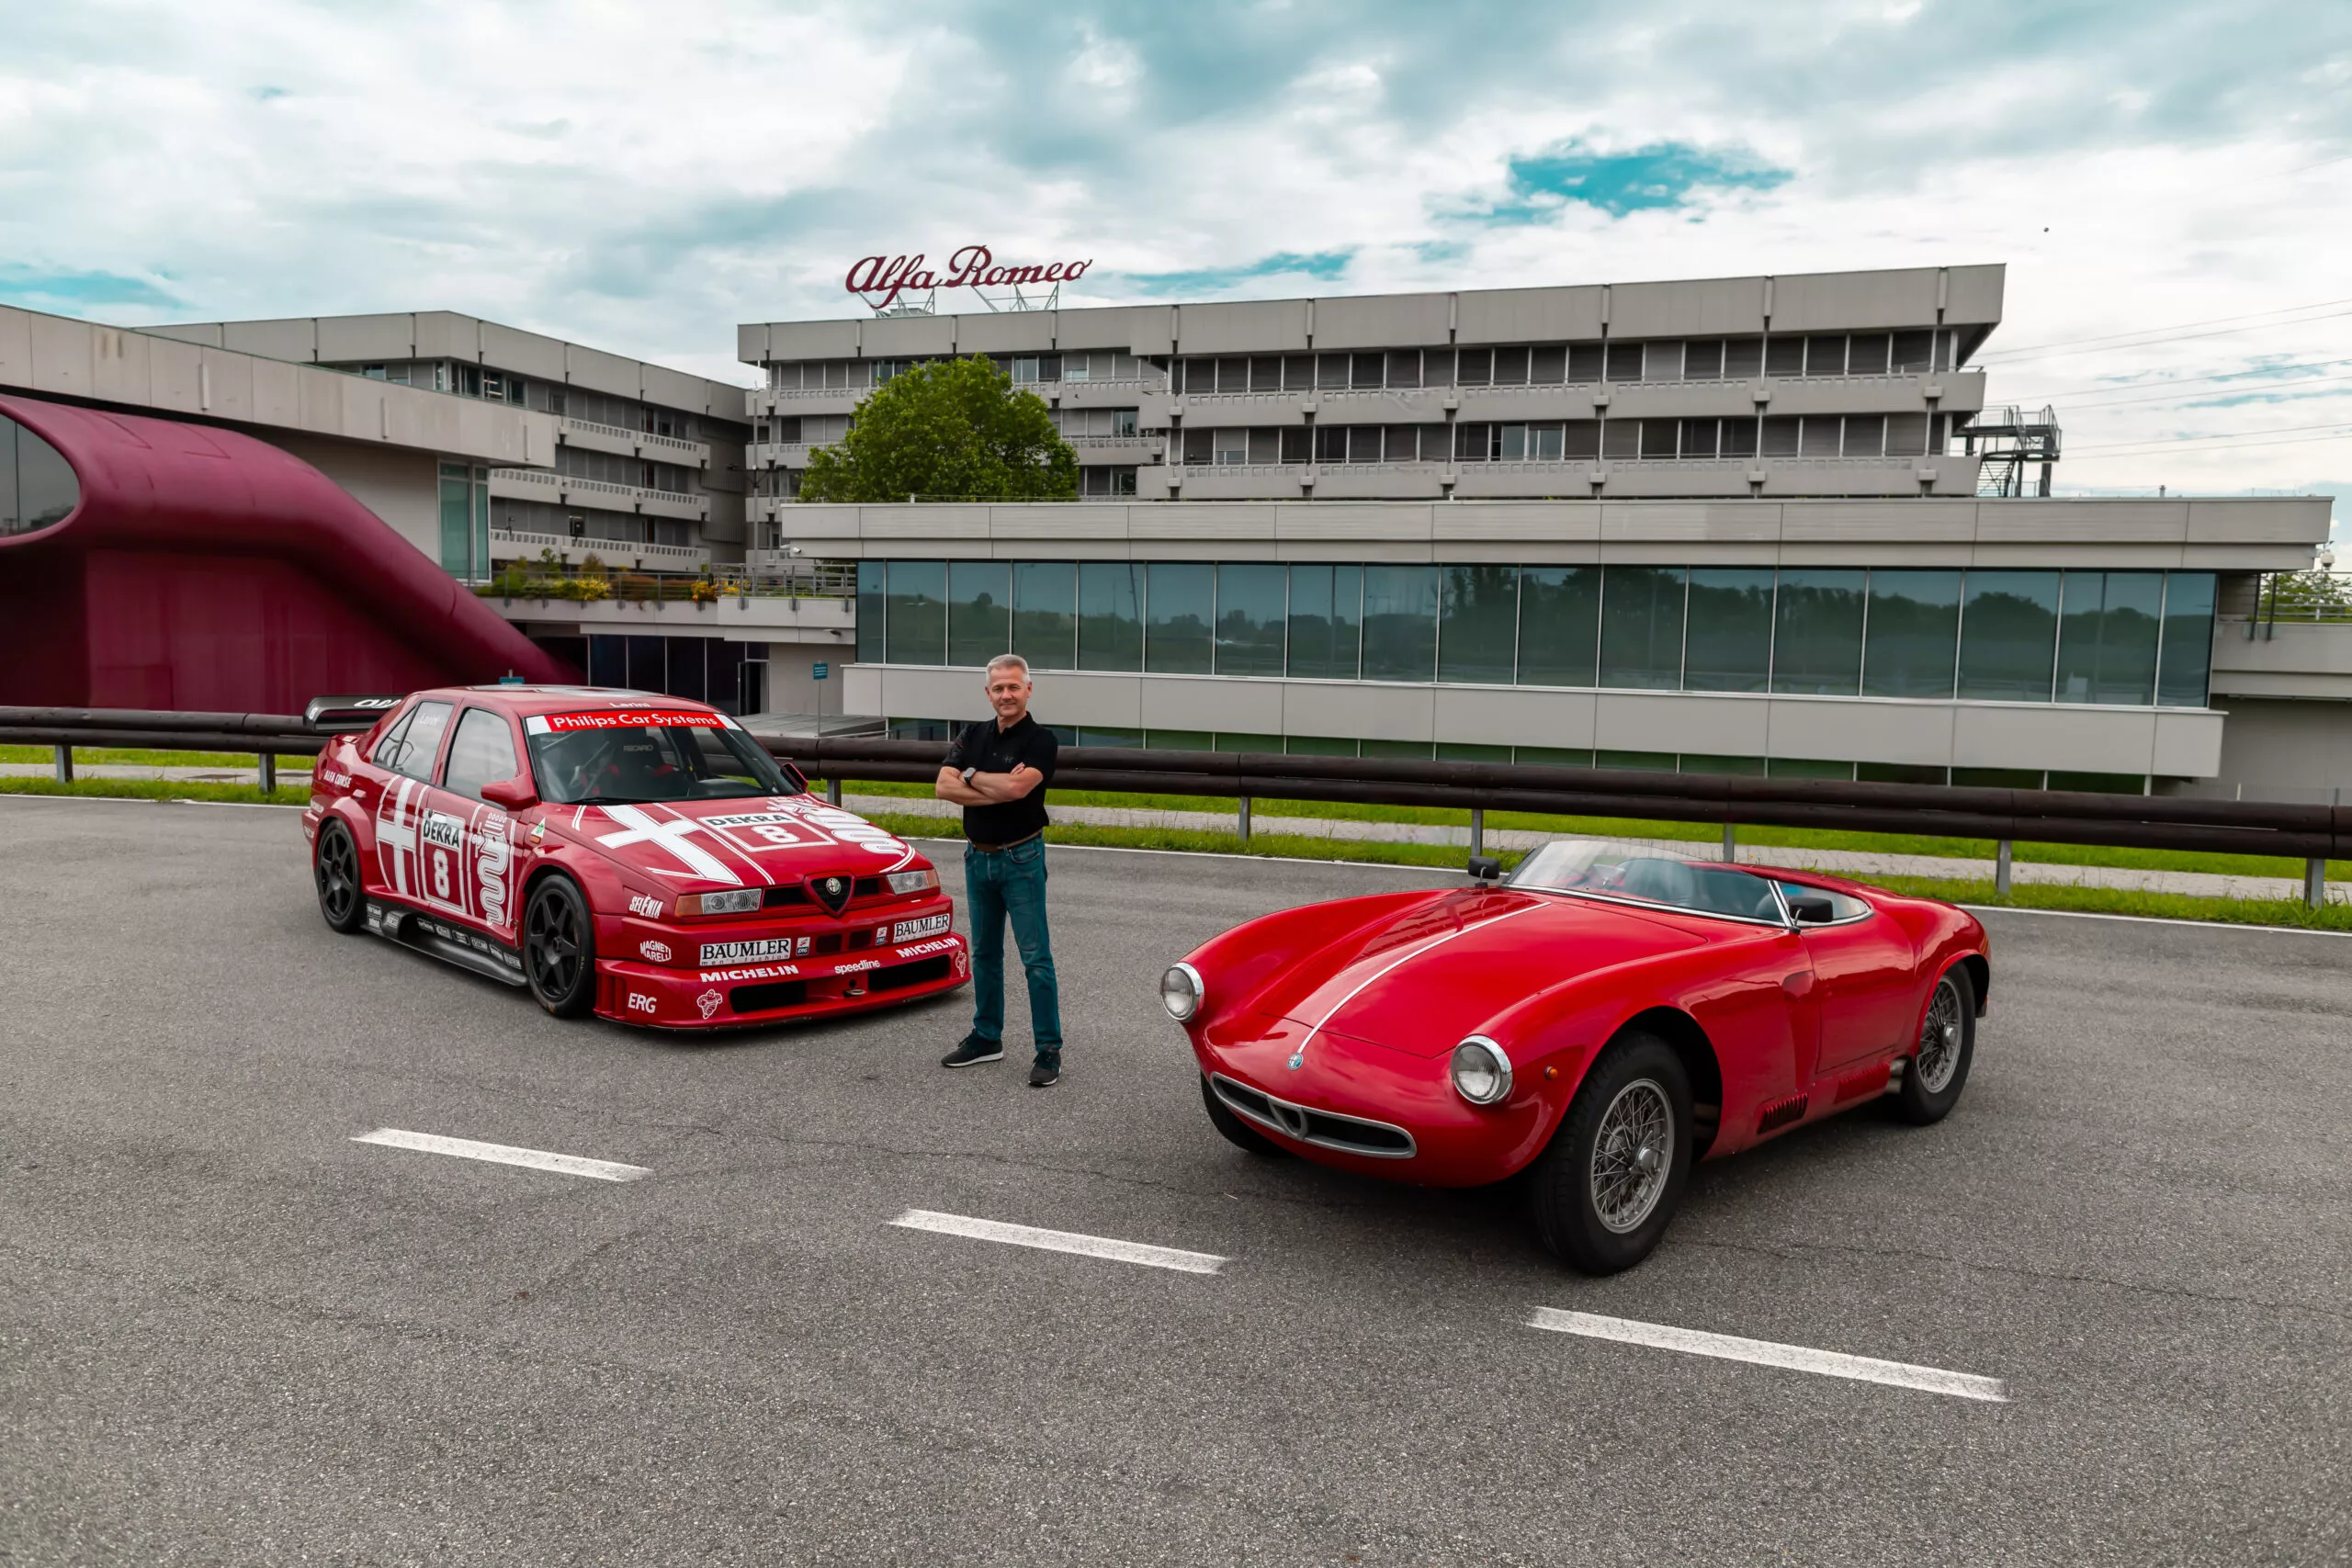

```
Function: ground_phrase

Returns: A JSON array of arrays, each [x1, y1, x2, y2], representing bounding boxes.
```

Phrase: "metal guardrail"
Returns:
[[3, 710, 2342, 906]]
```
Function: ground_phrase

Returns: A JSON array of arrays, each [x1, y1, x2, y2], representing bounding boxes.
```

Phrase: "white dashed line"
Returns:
[[888, 1209, 1227, 1274], [352, 1127, 650, 1182], [1527, 1307, 2008, 1402]]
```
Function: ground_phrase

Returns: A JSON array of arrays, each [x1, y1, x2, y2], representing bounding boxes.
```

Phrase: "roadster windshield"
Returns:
[[526, 719, 803, 806], [1507, 839, 1782, 924]]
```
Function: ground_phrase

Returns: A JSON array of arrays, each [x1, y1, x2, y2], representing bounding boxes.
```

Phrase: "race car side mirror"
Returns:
[[1467, 855, 1502, 882], [481, 775, 539, 810]]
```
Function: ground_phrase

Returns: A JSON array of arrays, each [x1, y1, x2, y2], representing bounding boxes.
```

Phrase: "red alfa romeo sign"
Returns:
[[846, 245, 1092, 309]]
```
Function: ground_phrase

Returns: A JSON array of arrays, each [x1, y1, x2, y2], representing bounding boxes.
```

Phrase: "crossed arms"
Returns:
[[935, 762, 1045, 807]]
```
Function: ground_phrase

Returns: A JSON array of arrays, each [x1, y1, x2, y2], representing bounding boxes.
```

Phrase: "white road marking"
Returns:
[[352, 1127, 650, 1182], [1526, 1307, 2008, 1403], [888, 1208, 1227, 1274]]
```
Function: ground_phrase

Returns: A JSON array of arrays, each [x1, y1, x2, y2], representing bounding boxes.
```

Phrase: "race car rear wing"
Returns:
[[305, 694, 407, 732]]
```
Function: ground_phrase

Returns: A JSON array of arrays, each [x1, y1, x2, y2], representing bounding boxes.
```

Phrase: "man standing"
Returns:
[[935, 654, 1063, 1086]]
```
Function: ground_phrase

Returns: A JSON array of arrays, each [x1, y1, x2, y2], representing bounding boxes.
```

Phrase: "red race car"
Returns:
[[1160, 839, 1988, 1273], [301, 685, 967, 1029]]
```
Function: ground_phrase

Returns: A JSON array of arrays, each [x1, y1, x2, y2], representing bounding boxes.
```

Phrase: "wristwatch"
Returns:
[[960, 766, 978, 784]]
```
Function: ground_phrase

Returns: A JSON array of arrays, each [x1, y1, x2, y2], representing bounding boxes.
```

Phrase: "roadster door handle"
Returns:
[[1781, 971, 1815, 997]]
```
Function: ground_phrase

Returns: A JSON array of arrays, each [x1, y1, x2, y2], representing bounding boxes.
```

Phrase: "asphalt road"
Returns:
[[2, 795, 2346, 1566]]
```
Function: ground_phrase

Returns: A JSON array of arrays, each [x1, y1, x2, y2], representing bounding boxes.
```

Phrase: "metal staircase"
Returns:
[[1963, 405, 2064, 498]]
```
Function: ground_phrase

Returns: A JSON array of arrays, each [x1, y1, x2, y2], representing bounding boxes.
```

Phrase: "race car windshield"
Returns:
[[526, 720, 804, 806], [1506, 838, 1783, 924]]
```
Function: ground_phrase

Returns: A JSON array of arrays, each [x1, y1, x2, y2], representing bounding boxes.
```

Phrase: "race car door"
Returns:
[[368, 699, 455, 908], [428, 705, 526, 946], [1777, 882, 1921, 1074]]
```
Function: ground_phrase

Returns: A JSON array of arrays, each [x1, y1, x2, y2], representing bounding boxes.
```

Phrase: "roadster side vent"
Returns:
[[1835, 1064, 1893, 1103], [1757, 1093, 1809, 1134]]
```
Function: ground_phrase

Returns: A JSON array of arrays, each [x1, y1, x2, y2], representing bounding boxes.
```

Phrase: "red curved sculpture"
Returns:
[[0, 393, 571, 711]]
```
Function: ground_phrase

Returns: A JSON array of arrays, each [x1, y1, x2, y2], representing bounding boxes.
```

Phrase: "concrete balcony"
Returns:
[[1062, 434, 1159, 464], [558, 415, 710, 467], [1051, 377, 1165, 410], [749, 386, 869, 419], [494, 587, 856, 645], [489, 467, 713, 521], [489, 527, 711, 571]]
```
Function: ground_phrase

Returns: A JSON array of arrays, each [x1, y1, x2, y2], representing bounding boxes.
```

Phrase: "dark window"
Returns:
[[1518, 566, 1601, 686], [1683, 341, 1725, 380], [1012, 561, 1076, 671], [1683, 570, 1774, 693], [1847, 333, 1891, 376], [1362, 565, 1439, 682], [1249, 428, 1281, 465], [2156, 573, 2217, 707], [1564, 421, 1601, 459], [1078, 562, 1143, 671], [1957, 570, 2062, 701], [1643, 342, 1683, 381], [1892, 330, 1936, 373], [1316, 425, 1348, 463], [1843, 414, 1886, 457], [1438, 565, 1519, 683], [1317, 353, 1351, 389], [1145, 563, 1214, 673], [1216, 356, 1248, 392], [1862, 570, 1961, 698], [1760, 416, 1801, 456], [856, 562, 886, 663], [1600, 420, 1639, 459], [885, 560, 946, 665], [2056, 570, 2164, 705], [1604, 343, 1642, 382], [1250, 356, 1282, 391], [1456, 348, 1491, 386], [1800, 417, 1842, 457], [1385, 350, 1421, 389], [1283, 354, 1315, 389], [1680, 419, 1720, 459], [1722, 418, 1758, 458], [1764, 337, 1805, 378], [1454, 423, 1488, 462], [1641, 419, 1680, 459], [1351, 353, 1385, 389], [1530, 345, 1566, 383], [381, 701, 452, 784], [1493, 346, 1530, 386], [1280, 426, 1311, 464], [1599, 566, 1686, 690], [1286, 564, 1362, 680], [1181, 427, 1211, 465], [1216, 564, 1287, 676], [1771, 570, 1866, 696], [1569, 344, 1606, 383], [948, 561, 1012, 667], [442, 709, 520, 801], [1424, 349, 1454, 385], [1805, 335, 1847, 376], [1885, 412, 1929, 456], [1349, 426, 1383, 464], [1385, 425, 1421, 463]]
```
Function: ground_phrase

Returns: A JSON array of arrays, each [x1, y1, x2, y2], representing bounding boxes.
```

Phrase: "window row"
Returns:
[[1169, 332, 1963, 395], [1079, 466, 1138, 497], [344, 363, 703, 437], [875, 720, 2153, 793], [856, 560, 2216, 708], [759, 413, 854, 446], [553, 446, 695, 493], [492, 499, 695, 549], [1054, 407, 1140, 438], [766, 351, 1153, 391], [1172, 414, 1958, 467]]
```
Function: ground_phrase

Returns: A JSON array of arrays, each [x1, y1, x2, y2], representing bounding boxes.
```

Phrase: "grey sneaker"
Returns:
[[1028, 1053, 1061, 1089], [942, 1033, 1003, 1068]]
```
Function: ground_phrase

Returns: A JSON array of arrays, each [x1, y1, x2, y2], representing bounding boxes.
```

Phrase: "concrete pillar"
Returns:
[[1996, 840, 2013, 897]]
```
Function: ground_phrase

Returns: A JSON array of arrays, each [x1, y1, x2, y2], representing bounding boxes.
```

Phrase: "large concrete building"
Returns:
[[739, 265, 2342, 798]]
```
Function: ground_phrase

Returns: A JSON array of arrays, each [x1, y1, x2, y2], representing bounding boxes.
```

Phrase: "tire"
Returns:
[[1894, 964, 1975, 1125], [522, 875, 597, 1019], [313, 818, 367, 934], [1528, 1032, 1693, 1275], [1200, 1076, 1291, 1158]]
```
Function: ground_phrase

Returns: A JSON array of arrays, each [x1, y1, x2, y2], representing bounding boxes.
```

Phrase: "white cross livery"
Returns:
[[594, 805, 742, 885]]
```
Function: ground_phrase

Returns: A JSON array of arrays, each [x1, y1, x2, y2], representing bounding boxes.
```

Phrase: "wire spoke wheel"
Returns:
[[1589, 1077, 1675, 1235], [1915, 976, 1964, 1095]]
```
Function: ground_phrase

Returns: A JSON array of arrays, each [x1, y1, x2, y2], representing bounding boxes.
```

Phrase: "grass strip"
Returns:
[[0, 745, 301, 769], [0, 778, 308, 807], [1864, 874, 2352, 932], [835, 779, 2349, 883]]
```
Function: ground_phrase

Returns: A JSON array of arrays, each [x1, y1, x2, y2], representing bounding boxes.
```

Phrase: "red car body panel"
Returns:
[[302, 684, 967, 1029], [1177, 869, 1988, 1187]]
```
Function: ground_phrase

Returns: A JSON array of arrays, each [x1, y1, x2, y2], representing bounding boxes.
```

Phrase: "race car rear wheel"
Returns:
[[1200, 1075, 1291, 1158], [1528, 1032, 1692, 1275], [1893, 965, 1975, 1126], [523, 874, 597, 1019], [313, 819, 366, 934]]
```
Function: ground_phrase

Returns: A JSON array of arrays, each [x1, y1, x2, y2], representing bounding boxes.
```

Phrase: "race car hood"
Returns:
[[1258, 888, 1708, 1058], [541, 792, 922, 889]]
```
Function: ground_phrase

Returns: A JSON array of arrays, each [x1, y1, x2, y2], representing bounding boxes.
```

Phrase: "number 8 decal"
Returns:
[[432, 852, 451, 900]]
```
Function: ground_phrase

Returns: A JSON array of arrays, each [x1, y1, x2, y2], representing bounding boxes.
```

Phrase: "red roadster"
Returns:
[[1160, 840, 1988, 1273], [301, 685, 967, 1028]]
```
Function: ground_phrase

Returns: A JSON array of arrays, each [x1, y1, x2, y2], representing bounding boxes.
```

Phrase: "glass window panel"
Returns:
[[1680, 419, 1719, 458], [1862, 570, 1961, 698], [2157, 572, 2217, 707], [1438, 742, 1512, 762], [1643, 342, 1683, 381], [1499, 423, 1527, 461], [1771, 569, 1866, 695], [1800, 417, 1842, 457], [1248, 428, 1281, 464], [1885, 412, 1928, 456], [1250, 356, 1282, 391], [1145, 563, 1214, 673], [1077, 728, 1141, 748], [1599, 566, 1686, 690], [1456, 347, 1491, 386], [1385, 350, 1421, 388], [1493, 346, 1530, 386], [1641, 419, 1679, 458], [884, 559, 945, 665], [1601, 421, 1639, 459], [1516, 746, 1597, 767], [1684, 341, 1725, 380], [442, 708, 520, 800], [1953, 767, 2045, 789], [1281, 426, 1311, 464], [1283, 354, 1315, 389], [1683, 569, 1775, 693], [1385, 425, 1420, 463], [1362, 566, 1439, 682], [1764, 337, 1805, 378], [1843, 413, 1885, 457], [1424, 349, 1453, 386], [1859, 761, 1949, 784], [1316, 425, 1347, 464], [1216, 356, 1248, 391], [2056, 570, 2164, 705], [1767, 757, 1857, 780], [1569, 344, 1607, 383], [10, 418, 76, 534], [856, 561, 887, 663], [1598, 750, 1677, 771], [1806, 335, 1847, 375], [1847, 333, 1891, 375], [1892, 330, 1936, 372], [1532, 425, 1564, 461], [1012, 561, 1076, 671], [1518, 566, 1601, 687], [1286, 564, 1361, 679], [1722, 418, 1757, 458], [1215, 563, 1287, 676], [1681, 753, 1766, 776], [1216, 732, 1285, 753], [1361, 739, 1435, 760], [1214, 429, 1248, 465], [1604, 343, 1642, 381], [1285, 735, 1360, 756], [1351, 353, 1385, 389], [1317, 353, 1351, 389], [1438, 565, 1519, 683], [2048, 771, 2146, 794], [1147, 729, 1215, 750], [1078, 562, 1142, 671], [387, 700, 453, 783], [1182, 427, 1211, 465], [1350, 426, 1384, 464], [1760, 416, 1800, 456], [1530, 346, 1566, 383], [1957, 570, 2061, 701], [946, 561, 1012, 668]]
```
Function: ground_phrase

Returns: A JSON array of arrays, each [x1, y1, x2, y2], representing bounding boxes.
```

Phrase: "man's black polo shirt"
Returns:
[[944, 713, 1057, 846]]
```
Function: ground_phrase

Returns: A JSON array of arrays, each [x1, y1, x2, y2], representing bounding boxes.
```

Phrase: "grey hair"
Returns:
[[984, 653, 1031, 679]]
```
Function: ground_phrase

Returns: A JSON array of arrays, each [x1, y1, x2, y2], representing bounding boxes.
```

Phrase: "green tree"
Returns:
[[797, 355, 1079, 502]]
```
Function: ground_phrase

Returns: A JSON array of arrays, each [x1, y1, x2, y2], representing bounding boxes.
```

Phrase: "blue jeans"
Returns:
[[964, 837, 1061, 1055]]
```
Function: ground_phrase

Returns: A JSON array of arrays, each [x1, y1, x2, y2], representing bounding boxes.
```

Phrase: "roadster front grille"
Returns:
[[1210, 1074, 1416, 1159]]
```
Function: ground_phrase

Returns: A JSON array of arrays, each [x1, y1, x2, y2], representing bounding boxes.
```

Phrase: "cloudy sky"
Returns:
[[3, 0, 2348, 520]]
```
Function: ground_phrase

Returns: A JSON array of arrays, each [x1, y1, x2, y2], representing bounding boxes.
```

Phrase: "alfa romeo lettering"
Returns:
[[844, 244, 1091, 309]]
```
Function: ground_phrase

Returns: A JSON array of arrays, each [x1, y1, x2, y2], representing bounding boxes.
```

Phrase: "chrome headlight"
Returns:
[[1159, 962, 1204, 1022], [886, 868, 939, 895], [683, 888, 761, 916], [1450, 1036, 1512, 1105]]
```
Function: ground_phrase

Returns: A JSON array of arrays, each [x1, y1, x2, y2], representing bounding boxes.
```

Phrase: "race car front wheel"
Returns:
[[523, 875, 597, 1019], [313, 820, 366, 934], [1528, 1032, 1693, 1275]]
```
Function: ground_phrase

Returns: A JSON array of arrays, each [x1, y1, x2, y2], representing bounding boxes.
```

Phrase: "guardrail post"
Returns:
[[2307, 857, 2327, 910], [1722, 821, 1736, 863], [53, 743, 73, 784], [1470, 807, 1484, 858], [1996, 840, 2013, 897], [826, 776, 842, 807], [1238, 795, 1252, 844], [258, 751, 276, 793]]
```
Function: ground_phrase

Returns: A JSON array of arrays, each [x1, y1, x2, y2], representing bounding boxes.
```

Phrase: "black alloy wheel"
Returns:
[[1893, 964, 1976, 1125], [313, 819, 366, 934], [1528, 1031, 1694, 1275], [1200, 1076, 1291, 1158], [523, 875, 597, 1019]]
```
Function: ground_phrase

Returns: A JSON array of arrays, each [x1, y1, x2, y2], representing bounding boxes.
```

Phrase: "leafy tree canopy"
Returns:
[[797, 355, 1078, 502]]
